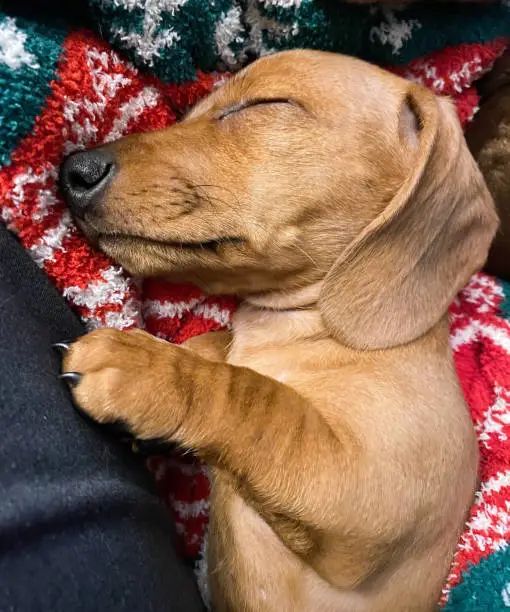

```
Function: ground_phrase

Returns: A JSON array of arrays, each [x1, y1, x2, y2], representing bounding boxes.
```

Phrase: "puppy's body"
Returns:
[[58, 51, 497, 610], [196, 306, 476, 611]]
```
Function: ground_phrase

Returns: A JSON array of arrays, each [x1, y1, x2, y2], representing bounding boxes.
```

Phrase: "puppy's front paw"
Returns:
[[57, 328, 187, 441]]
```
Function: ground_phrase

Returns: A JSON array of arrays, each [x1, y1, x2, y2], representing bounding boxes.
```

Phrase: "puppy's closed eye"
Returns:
[[217, 98, 299, 120]]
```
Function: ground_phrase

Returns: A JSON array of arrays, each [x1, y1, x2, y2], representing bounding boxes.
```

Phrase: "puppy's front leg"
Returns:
[[181, 330, 232, 362], [61, 328, 355, 585]]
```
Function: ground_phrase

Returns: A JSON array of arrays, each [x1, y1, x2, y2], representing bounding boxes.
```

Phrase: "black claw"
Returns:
[[59, 372, 82, 387], [52, 342, 71, 354]]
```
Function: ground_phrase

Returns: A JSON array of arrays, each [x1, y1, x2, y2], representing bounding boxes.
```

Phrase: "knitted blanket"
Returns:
[[1, 4, 510, 610]]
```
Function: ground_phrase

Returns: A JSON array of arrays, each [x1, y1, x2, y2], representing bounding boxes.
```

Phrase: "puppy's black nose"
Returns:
[[59, 149, 116, 218]]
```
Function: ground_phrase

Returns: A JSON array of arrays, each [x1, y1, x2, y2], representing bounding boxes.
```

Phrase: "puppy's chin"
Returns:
[[96, 234, 206, 277], [96, 235, 158, 276], [80, 224, 314, 296], [95, 233, 248, 282]]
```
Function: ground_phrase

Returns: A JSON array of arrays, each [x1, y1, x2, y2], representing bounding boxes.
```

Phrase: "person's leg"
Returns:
[[0, 226, 204, 611]]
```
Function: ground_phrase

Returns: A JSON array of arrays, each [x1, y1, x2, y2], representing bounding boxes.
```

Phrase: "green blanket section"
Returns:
[[0, 15, 66, 165], [87, 0, 510, 83]]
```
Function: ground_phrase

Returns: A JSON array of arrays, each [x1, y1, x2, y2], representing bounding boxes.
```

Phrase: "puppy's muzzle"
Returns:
[[59, 149, 116, 218]]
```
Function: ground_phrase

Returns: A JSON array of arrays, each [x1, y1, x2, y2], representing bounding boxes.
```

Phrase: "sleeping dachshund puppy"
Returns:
[[58, 50, 497, 611]]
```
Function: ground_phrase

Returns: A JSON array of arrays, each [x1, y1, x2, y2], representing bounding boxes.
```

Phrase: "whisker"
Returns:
[[295, 244, 320, 271]]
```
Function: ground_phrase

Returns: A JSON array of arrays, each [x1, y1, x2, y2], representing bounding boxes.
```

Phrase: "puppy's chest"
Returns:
[[228, 354, 296, 383], [227, 306, 352, 384], [226, 329, 312, 385], [227, 341, 294, 382], [226, 306, 333, 383]]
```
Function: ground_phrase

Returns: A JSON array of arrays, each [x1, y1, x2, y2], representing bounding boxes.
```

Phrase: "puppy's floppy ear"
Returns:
[[319, 84, 498, 350]]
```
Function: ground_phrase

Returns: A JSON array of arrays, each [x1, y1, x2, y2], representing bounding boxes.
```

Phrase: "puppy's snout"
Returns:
[[59, 149, 116, 218]]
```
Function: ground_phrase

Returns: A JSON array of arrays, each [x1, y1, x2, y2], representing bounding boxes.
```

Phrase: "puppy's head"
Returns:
[[60, 50, 497, 349]]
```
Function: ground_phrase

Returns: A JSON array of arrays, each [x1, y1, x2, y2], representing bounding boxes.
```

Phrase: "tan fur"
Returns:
[[60, 50, 498, 611]]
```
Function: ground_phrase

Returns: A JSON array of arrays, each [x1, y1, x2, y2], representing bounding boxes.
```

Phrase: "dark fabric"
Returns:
[[0, 226, 204, 612], [1, 0, 93, 27]]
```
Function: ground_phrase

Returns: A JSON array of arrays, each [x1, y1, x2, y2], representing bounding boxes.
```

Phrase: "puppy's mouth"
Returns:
[[97, 232, 245, 253]]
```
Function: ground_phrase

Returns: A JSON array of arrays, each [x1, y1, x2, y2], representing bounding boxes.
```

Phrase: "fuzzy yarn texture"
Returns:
[[1, 4, 510, 610], [86, 0, 510, 82]]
